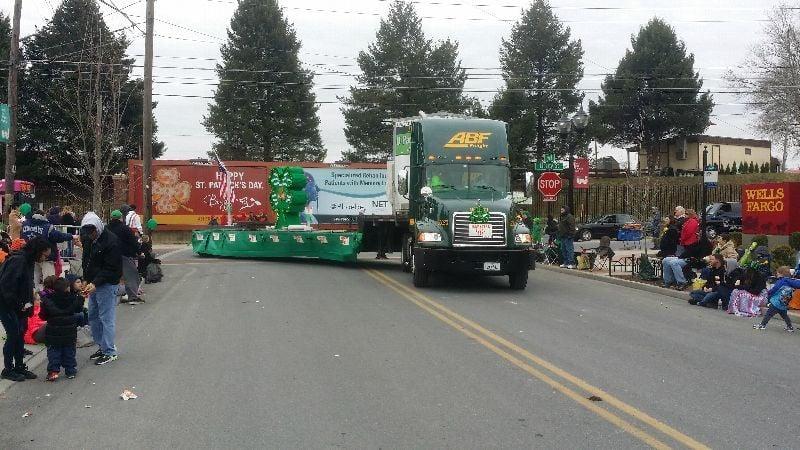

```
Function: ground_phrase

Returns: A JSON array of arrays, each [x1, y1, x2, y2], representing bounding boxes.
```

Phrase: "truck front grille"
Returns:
[[452, 212, 506, 247]]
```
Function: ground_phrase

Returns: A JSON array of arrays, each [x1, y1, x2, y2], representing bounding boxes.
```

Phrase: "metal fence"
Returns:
[[528, 183, 742, 222]]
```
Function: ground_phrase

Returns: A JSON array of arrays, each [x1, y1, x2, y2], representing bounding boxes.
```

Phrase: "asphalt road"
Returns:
[[1, 248, 798, 449]]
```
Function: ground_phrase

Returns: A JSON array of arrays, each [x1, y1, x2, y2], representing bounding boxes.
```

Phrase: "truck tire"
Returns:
[[412, 251, 429, 287], [509, 268, 528, 290], [401, 235, 412, 273]]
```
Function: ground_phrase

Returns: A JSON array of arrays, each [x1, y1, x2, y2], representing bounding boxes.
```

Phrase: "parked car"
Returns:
[[705, 202, 742, 238], [576, 213, 639, 241]]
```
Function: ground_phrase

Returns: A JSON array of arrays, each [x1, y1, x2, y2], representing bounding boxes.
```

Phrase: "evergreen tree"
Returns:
[[589, 18, 713, 174], [0, 12, 10, 102], [738, 161, 745, 174], [748, 161, 756, 173], [204, 0, 325, 162], [722, 163, 730, 175], [341, 0, 478, 162], [489, 0, 584, 167], [20, 0, 163, 207]]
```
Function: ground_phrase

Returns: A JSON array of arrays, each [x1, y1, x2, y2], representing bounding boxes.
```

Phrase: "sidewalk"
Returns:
[[0, 331, 48, 395], [539, 263, 800, 321]]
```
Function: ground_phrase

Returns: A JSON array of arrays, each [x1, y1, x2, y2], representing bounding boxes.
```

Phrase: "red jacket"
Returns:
[[680, 216, 700, 246]]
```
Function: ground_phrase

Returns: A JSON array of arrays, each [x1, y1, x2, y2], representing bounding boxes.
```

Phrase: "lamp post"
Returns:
[[557, 107, 589, 214]]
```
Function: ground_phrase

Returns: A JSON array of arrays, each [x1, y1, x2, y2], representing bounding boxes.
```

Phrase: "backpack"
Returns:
[[145, 262, 163, 283]]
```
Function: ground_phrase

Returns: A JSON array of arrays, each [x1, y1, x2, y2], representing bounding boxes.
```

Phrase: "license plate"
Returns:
[[484, 262, 501, 271], [469, 223, 493, 238]]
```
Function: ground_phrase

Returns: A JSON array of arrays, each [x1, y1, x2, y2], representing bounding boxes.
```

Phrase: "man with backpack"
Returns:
[[106, 210, 143, 303]]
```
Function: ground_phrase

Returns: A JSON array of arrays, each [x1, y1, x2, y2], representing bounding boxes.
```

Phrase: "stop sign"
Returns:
[[537, 172, 563, 201]]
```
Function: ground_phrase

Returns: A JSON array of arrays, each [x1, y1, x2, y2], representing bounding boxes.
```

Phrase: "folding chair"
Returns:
[[591, 236, 615, 272], [543, 242, 561, 266]]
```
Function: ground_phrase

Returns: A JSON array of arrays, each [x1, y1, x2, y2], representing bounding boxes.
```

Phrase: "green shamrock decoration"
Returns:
[[468, 202, 490, 224]]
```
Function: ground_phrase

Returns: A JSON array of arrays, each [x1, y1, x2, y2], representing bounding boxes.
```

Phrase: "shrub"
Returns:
[[771, 245, 795, 270], [751, 235, 769, 247], [789, 232, 800, 251], [729, 232, 743, 247]]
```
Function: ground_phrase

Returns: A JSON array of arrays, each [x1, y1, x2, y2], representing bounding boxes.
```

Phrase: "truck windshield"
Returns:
[[426, 164, 509, 194]]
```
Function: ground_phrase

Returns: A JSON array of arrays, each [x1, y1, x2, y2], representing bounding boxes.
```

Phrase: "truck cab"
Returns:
[[387, 114, 534, 289]]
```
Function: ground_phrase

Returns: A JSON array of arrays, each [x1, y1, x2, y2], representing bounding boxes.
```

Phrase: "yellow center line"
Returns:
[[364, 268, 710, 450]]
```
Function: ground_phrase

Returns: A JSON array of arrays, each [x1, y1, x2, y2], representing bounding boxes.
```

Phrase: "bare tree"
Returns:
[[38, 22, 140, 211], [728, 4, 800, 170]]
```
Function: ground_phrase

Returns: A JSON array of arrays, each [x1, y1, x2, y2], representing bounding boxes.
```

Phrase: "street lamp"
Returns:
[[558, 107, 589, 214]]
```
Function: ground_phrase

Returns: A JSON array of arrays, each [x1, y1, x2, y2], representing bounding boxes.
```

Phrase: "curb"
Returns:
[[0, 345, 48, 395], [539, 265, 800, 320], [154, 246, 191, 259]]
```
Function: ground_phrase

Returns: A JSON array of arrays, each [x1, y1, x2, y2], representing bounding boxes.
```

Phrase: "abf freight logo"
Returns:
[[444, 132, 492, 149]]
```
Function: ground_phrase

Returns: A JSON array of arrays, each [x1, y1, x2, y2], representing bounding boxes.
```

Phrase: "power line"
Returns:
[[201, 0, 774, 24], [98, 0, 145, 35]]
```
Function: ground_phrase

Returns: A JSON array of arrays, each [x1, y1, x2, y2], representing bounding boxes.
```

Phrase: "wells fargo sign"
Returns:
[[741, 182, 800, 235]]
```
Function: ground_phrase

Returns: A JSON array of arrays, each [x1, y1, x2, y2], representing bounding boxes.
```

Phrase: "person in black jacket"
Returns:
[[106, 210, 142, 303], [688, 254, 727, 307], [40, 278, 85, 381], [80, 213, 123, 366], [0, 237, 52, 382], [657, 218, 679, 258]]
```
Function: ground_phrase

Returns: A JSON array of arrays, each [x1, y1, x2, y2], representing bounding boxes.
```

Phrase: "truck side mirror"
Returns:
[[397, 169, 408, 195]]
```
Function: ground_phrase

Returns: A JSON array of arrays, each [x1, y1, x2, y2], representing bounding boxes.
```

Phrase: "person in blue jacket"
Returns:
[[754, 266, 800, 332], [21, 210, 76, 286]]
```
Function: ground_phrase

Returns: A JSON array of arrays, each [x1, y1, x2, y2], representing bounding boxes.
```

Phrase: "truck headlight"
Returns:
[[418, 232, 442, 242], [515, 233, 532, 244]]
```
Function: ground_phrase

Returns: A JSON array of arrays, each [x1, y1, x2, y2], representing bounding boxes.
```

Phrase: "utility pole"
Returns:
[[701, 145, 708, 234], [4, 0, 22, 223], [142, 0, 155, 228]]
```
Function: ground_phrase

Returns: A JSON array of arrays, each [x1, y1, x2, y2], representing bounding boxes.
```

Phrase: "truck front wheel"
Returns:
[[412, 251, 430, 287], [509, 268, 528, 290], [401, 234, 412, 273]]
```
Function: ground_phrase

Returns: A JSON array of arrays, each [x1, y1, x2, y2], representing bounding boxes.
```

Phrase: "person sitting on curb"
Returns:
[[657, 217, 679, 258], [662, 210, 703, 290], [711, 234, 738, 259], [754, 266, 799, 332], [80, 212, 123, 366], [688, 254, 726, 308], [727, 266, 768, 317]]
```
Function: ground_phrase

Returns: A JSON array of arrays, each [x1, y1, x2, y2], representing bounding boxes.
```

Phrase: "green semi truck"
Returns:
[[386, 113, 535, 289], [192, 113, 535, 290]]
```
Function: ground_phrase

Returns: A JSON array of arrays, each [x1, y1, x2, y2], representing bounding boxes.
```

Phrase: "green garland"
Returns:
[[469, 202, 491, 224]]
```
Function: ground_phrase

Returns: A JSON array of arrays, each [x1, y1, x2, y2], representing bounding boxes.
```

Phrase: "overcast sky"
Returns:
[[17, 0, 798, 168]]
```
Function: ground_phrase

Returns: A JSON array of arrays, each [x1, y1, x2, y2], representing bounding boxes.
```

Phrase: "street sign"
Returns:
[[0, 104, 10, 143], [537, 172, 563, 202], [534, 153, 564, 172], [574, 158, 589, 189], [704, 165, 718, 188]]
